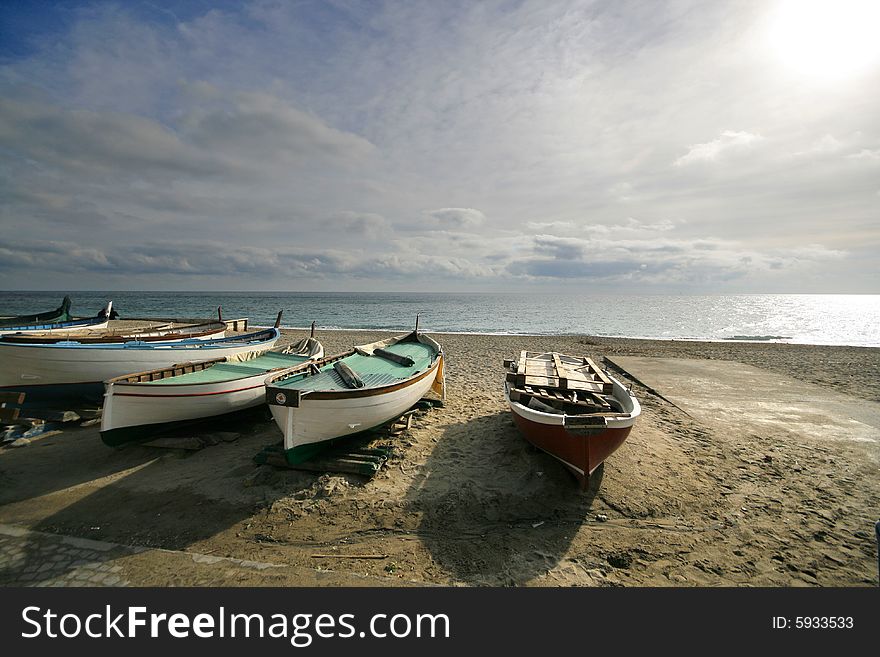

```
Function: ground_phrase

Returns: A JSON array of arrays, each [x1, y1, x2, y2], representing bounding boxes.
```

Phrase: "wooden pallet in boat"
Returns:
[[508, 383, 627, 414], [503, 351, 614, 394]]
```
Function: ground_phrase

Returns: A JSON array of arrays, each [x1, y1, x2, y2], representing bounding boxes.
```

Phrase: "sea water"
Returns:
[[0, 291, 877, 347]]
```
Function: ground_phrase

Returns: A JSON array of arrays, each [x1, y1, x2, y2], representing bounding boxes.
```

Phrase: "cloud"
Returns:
[[326, 211, 391, 237], [421, 207, 487, 229], [674, 130, 764, 166], [182, 89, 376, 169], [525, 221, 578, 234], [0, 89, 375, 182], [847, 149, 880, 162], [0, 1, 876, 292], [507, 232, 846, 285], [0, 238, 493, 282], [0, 98, 222, 178], [608, 181, 636, 202], [532, 235, 588, 260], [803, 134, 843, 155]]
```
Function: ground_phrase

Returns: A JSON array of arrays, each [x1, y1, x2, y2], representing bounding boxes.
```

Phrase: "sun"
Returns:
[[767, 0, 880, 80]]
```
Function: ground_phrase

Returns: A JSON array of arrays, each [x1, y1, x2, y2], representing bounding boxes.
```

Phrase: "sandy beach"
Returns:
[[1, 328, 878, 587]]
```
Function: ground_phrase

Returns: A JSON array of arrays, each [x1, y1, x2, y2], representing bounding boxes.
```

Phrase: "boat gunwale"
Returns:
[[0, 321, 226, 344], [0, 327, 280, 350], [266, 332, 443, 404], [107, 359, 312, 389], [0, 296, 72, 327], [0, 317, 109, 334], [269, 357, 442, 404], [503, 377, 640, 428], [104, 337, 322, 387]]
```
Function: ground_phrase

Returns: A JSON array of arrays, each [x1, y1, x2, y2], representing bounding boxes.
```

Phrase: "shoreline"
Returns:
[[275, 327, 880, 402], [259, 325, 880, 349]]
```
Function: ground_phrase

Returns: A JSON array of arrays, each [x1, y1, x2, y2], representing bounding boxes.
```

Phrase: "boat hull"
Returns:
[[1, 321, 227, 344], [100, 338, 322, 445], [269, 357, 442, 463], [0, 296, 72, 327], [101, 373, 271, 446], [505, 377, 638, 489], [1, 317, 109, 335], [0, 331, 279, 392]]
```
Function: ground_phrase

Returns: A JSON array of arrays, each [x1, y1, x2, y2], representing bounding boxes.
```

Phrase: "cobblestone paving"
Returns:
[[0, 524, 283, 587], [0, 524, 416, 587], [0, 525, 135, 586]]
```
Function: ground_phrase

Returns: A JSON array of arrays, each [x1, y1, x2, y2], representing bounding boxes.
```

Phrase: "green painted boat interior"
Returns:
[[275, 341, 436, 392], [146, 351, 310, 385]]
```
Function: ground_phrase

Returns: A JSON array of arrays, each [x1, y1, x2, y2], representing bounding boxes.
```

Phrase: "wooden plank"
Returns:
[[524, 358, 555, 379], [511, 374, 606, 394], [18, 409, 80, 423], [584, 357, 614, 388], [584, 391, 612, 409], [311, 554, 388, 559], [510, 386, 609, 412], [0, 392, 26, 404], [107, 358, 224, 384], [551, 353, 568, 389]]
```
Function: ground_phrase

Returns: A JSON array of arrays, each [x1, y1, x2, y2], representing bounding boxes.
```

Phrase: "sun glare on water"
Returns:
[[767, 0, 880, 81]]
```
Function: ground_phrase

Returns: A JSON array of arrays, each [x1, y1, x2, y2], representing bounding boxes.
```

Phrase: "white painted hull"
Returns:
[[0, 337, 278, 388], [1, 319, 109, 335], [270, 360, 440, 451], [2, 322, 227, 344], [101, 372, 270, 440]]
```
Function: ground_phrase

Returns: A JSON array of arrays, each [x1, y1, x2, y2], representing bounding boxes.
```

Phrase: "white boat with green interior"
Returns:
[[265, 328, 444, 464]]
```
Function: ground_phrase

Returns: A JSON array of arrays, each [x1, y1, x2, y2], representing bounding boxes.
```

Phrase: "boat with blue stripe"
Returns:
[[0, 317, 283, 404]]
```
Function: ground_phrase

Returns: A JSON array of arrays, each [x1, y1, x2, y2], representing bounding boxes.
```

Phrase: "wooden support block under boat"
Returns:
[[0, 391, 26, 405], [254, 443, 391, 477], [0, 391, 26, 422]]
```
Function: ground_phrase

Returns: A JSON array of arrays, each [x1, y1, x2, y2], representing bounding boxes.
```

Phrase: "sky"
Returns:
[[0, 0, 878, 293]]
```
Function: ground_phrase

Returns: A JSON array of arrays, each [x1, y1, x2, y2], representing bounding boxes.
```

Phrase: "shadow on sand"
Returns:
[[406, 409, 604, 586], [0, 411, 323, 586]]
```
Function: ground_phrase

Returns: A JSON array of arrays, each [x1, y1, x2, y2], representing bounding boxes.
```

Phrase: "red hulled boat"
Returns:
[[503, 351, 640, 489]]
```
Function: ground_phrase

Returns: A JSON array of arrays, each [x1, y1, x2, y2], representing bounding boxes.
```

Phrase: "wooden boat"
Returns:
[[0, 315, 110, 335], [0, 300, 112, 334], [100, 329, 324, 446], [503, 351, 640, 489], [0, 320, 227, 344], [0, 323, 282, 403], [0, 296, 73, 327], [265, 329, 444, 464]]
